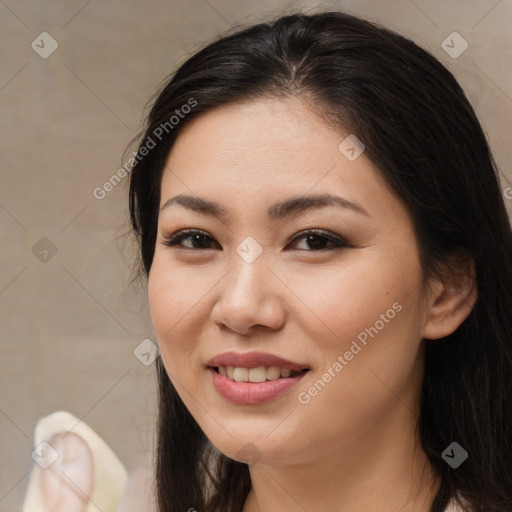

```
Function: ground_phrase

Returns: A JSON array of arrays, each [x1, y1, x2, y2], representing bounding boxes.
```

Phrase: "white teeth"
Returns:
[[233, 367, 249, 382], [266, 366, 281, 380], [217, 365, 303, 382], [248, 366, 267, 383]]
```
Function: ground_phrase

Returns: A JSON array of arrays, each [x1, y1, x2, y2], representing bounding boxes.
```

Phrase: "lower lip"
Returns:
[[207, 367, 308, 405]]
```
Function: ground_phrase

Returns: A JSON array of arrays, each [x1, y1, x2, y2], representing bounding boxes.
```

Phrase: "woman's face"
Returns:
[[148, 96, 432, 465]]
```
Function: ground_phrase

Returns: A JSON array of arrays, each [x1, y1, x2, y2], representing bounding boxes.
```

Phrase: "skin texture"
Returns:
[[148, 96, 477, 512]]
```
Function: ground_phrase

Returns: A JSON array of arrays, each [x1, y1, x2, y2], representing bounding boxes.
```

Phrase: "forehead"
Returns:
[[160, 96, 398, 221], [169, 96, 339, 163]]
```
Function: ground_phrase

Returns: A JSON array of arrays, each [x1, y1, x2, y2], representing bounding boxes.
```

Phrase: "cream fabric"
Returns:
[[22, 411, 128, 512]]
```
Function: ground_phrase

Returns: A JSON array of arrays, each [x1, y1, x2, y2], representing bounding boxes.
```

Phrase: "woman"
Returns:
[[128, 10, 512, 512]]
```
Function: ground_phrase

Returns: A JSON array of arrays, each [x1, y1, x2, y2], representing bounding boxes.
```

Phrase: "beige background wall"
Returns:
[[1, 0, 511, 510]]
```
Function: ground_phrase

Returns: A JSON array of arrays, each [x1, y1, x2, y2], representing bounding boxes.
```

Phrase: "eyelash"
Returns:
[[160, 228, 351, 252]]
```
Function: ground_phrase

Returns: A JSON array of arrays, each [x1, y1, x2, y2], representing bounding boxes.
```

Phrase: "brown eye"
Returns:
[[287, 230, 350, 251], [161, 228, 350, 252], [161, 230, 220, 250]]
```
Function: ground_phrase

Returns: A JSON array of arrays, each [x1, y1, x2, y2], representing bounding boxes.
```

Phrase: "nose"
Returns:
[[210, 253, 287, 336]]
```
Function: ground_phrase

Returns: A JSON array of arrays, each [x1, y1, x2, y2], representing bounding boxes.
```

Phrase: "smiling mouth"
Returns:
[[209, 365, 310, 383]]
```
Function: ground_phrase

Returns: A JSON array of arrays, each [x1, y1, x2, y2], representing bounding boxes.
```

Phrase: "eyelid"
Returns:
[[160, 228, 351, 251], [287, 228, 350, 249], [161, 229, 220, 250]]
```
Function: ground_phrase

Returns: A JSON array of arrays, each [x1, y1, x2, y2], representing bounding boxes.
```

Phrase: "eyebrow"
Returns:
[[160, 193, 370, 220]]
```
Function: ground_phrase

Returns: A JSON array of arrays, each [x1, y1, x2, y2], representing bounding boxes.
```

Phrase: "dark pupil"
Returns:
[[192, 234, 210, 248], [189, 233, 328, 249], [307, 235, 326, 249]]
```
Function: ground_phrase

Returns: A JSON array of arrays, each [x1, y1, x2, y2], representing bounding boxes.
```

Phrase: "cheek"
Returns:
[[289, 275, 423, 459], [282, 252, 417, 350], [147, 257, 206, 362], [286, 253, 425, 415], [293, 261, 423, 390]]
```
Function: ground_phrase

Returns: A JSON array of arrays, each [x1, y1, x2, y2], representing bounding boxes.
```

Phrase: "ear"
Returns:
[[422, 252, 478, 340]]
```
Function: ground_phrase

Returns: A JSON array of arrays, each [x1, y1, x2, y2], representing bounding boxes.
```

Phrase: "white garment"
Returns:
[[445, 493, 472, 512]]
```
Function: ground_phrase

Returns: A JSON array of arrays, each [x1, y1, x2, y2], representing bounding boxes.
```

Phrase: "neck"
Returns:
[[243, 427, 440, 512]]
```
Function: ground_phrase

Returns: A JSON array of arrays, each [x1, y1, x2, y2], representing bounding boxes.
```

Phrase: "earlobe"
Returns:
[[422, 258, 478, 341]]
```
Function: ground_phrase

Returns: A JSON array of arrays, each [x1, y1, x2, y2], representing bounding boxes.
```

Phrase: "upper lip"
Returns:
[[206, 351, 310, 371]]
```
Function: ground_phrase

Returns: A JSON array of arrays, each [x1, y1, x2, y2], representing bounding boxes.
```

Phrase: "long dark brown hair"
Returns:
[[128, 9, 512, 512]]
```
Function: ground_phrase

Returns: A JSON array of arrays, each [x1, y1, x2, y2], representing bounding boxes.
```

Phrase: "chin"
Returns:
[[207, 433, 296, 466]]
